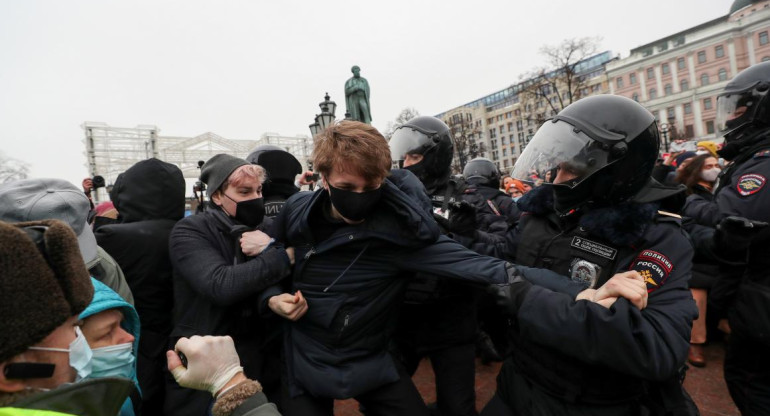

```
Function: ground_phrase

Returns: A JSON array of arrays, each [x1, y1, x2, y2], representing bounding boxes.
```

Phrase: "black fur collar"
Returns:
[[517, 185, 657, 247]]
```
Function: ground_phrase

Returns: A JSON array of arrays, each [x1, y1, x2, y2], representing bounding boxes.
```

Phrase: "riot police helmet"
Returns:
[[511, 95, 659, 214], [463, 157, 500, 187], [246, 144, 302, 184], [715, 61, 770, 159], [389, 116, 454, 187]]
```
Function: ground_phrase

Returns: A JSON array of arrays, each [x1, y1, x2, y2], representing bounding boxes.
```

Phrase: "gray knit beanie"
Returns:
[[200, 154, 250, 197]]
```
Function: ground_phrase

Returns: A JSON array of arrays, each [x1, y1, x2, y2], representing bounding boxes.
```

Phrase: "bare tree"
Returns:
[[0, 152, 30, 184], [383, 107, 420, 140], [519, 37, 601, 120], [445, 111, 486, 173]]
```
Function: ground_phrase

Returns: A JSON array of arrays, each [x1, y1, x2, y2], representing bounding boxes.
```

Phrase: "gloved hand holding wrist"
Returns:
[[168, 335, 245, 397]]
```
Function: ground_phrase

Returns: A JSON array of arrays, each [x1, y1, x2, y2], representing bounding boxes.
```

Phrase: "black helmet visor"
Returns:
[[389, 126, 435, 168], [716, 84, 766, 136], [511, 119, 612, 188]]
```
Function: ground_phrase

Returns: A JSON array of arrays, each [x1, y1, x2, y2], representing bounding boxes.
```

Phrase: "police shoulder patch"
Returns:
[[630, 250, 673, 293], [736, 173, 766, 196]]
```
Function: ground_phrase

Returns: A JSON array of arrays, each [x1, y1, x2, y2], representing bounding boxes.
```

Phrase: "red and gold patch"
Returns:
[[736, 174, 766, 197], [629, 250, 673, 293]]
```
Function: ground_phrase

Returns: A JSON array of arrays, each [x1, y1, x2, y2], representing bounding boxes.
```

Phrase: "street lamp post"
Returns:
[[309, 93, 337, 140], [660, 122, 670, 154]]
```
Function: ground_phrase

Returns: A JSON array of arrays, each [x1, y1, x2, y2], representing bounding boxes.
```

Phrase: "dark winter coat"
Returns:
[[264, 171, 521, 400], [708, 136, 770, 344], [496, 186, 697, 414], [94, 158, 185, 412]]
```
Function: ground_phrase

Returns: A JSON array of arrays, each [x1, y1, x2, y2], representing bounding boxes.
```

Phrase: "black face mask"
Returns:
[[224, 194, 265, 228], [327, 184, 382, 222]]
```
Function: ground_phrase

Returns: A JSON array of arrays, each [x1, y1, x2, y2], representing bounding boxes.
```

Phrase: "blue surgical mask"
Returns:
[[87, 342, 135, 380], [30, 326, 93, 382]]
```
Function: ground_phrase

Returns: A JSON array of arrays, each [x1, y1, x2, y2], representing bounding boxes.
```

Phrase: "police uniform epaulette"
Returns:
[[656, 210, 682, 224]]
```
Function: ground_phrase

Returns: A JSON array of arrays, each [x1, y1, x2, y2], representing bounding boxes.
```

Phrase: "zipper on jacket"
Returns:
[[304, 247, 316, 260]]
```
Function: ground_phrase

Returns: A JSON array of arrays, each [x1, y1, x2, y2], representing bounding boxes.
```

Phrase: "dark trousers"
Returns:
[[280, 359, 430, 416], [401, 343, 478, 416], [725, 333, 770, 416]]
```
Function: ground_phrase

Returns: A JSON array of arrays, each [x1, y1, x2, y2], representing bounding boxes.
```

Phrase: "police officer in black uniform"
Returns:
[[695, 62, 770, 415], [461, 157, 520, 232], [389, 116, 483, 416], [246, 145, 304, 218], [481, 95, 698, 415]]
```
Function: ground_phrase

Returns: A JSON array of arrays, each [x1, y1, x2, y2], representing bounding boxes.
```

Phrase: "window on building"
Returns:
[[684, 103, 692, 114], [516, 120, 523, 129], [706, 120, 715, 134], [592, 84, 600, 93], [763, 56, 770, 62], [503, 159, 510, 168], [698, 51, 706, 64], [632, 93, 639, 102], [678, 57, 686, 70], [662, 63, 670, 74], [649, 88, 657, 99], [719, 68, 728, 81], [667, 107, 675, 120], [664, 84, 673, 95], [647, 67, 655, 80], [760, 31, 769, 46], [715, 45, 725, 58], [685, 125, 694, 138], [499, 125, 504, 134], [616, 77, 624, 88], [704, 97, 713, 110], [514, 109, 521, 117], [489, 129, 496, 138], [701, 73, 709, 86], [502, 148, 507, 156], [507, 122, 513, 132], [630, 73, 637, 85], [487, 118, 494, 124], [501, 136, 507, 145], [681, 79, 689, 91]]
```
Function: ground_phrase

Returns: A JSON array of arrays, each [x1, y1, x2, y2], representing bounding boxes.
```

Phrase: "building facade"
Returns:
[[607, 0, 770, 149], [436, 52, 612, 173]]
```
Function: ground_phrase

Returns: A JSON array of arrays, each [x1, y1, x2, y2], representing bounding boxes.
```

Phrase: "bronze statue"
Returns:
[[344, 65, 372, 124]]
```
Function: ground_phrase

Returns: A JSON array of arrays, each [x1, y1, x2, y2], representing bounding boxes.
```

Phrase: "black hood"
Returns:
[[111, 158, 186, 223]]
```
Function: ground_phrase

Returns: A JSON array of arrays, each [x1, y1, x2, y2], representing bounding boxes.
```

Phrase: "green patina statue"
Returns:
[[344, 65, 372, 124]]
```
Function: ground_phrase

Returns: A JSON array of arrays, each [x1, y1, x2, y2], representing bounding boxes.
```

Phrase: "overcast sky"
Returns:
[[0, 0, 733, 187]]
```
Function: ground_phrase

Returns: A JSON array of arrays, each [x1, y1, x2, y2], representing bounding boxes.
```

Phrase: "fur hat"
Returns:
[[0, 220, 94, 363], [200, 154, 249, 197]]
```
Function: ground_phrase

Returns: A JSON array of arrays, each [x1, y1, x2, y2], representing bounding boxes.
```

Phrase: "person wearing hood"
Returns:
[[167, 154, 295, 415], [0, 178, 134, 306], [246, 145, 304, 218], [94, 158, 185, 412], [80, 278, 141, 416]]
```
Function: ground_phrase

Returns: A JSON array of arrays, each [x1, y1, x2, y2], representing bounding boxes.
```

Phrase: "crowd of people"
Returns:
[[1, 62, 769, 416]]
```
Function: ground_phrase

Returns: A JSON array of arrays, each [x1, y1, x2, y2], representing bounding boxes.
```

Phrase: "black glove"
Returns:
[[448, 201, 478, 236], [715, 216, 768, 255], [487, 263, 532, 317]]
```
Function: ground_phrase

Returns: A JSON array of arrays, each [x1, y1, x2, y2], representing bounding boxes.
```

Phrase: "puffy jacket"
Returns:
[[266, 171, 519, 399], [94, 158, 185, 412]]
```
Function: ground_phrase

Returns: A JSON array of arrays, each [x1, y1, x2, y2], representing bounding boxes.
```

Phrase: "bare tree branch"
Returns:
[[383, 107, 420, 140], [0, 152, 30, 184]]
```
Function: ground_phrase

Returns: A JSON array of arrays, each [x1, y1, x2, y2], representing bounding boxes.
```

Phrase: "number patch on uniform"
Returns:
[[736, 174, 766, 196], [570, 237, 617, 260], [629, 250, 673, 293]]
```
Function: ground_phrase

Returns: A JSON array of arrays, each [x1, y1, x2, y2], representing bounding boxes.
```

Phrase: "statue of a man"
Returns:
[[344, 65, 372, 124]]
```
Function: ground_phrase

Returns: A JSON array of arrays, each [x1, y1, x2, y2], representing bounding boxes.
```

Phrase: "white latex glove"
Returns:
[[168, 335, 244, 397]]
